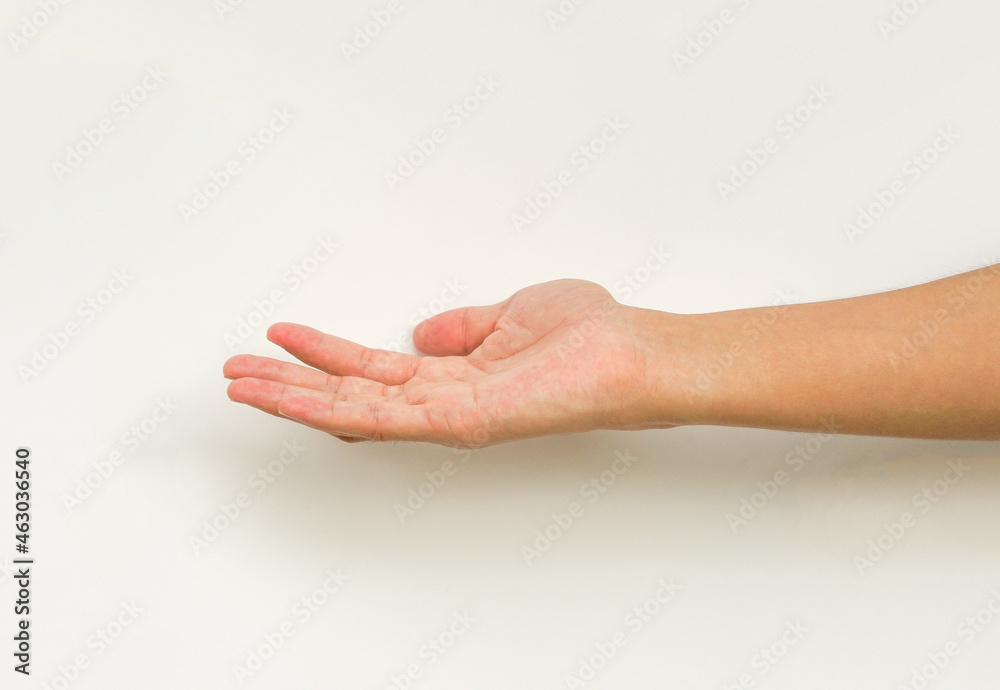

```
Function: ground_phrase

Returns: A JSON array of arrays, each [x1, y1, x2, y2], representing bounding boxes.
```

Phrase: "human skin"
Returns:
[[223, 263, 1000, 447]]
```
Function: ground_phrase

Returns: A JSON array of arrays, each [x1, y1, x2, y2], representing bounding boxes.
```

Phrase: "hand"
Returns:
[[223, 279, 654, 448]]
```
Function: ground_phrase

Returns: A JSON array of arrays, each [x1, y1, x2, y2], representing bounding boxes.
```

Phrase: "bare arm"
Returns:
[[629, 262, 1000, 440], [224, 263, 1000, 446]]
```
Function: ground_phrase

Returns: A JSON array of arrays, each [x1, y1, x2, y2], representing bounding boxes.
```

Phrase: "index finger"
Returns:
[[267, 322, 421, 386]]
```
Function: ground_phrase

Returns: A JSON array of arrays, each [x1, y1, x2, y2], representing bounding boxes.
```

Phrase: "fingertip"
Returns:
[[276, 395, 310, 420], [268, 322, 325, 354], [411, 312, 459, 356], [227, 376, 268, 404], [266, 322, 290, 343], [222, 353, 249, 379], [334, 435, 365, 443], [410, 319, 431, 354], [412, 303, 506, 356], [225, 378, 243, 402]]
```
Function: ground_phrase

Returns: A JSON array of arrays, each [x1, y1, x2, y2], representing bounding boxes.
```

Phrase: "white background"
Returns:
[[3, 0, 1000, 688]]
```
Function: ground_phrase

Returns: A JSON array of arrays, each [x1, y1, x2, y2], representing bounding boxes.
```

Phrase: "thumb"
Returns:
[[412, 299, 509, 356]]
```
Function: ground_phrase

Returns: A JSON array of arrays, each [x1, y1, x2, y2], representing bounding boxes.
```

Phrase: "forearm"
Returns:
[[630, 263, 1000, 440]]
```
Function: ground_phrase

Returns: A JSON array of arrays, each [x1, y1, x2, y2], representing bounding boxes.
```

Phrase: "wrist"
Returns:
[[625, 298, 839, 435], [619, 306, 717, 430]]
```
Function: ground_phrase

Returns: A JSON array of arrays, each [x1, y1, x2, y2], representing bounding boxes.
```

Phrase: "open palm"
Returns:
[[223, 279, 648, 448]]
